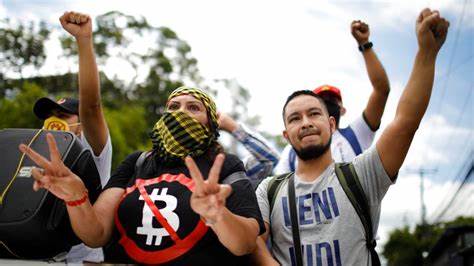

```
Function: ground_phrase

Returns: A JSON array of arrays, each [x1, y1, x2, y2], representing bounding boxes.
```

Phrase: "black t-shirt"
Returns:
[[103, 151, 265, 265]]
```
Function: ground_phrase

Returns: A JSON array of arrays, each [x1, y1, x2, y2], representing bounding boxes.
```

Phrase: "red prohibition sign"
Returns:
[[115, 173, 208, 264]]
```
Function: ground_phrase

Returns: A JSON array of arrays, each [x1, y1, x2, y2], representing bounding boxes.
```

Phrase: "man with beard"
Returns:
[[275, 20, 391, 174], [253, 8, 449, 266]]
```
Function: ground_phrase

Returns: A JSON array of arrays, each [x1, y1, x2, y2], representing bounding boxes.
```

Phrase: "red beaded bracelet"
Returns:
[[66, 191, 88, 207]]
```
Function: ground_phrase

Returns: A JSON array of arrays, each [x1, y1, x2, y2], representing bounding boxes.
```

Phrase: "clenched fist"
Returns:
[[416, 8, 449, 55], [59, 11, 93, 40], [351, 20, 370, 45]]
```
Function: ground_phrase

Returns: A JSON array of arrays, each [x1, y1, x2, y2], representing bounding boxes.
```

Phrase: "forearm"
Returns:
[[394, 50, 436, 130], [67, 200, 112, 247], [76, 37, 108, 154], [377, 49, 437, 177], [233, 126, 279, 164], [362, 49, 390, 95], [252, 236, 279, 266], [210, 208, 259, 256], [77, 37, 101, 110]]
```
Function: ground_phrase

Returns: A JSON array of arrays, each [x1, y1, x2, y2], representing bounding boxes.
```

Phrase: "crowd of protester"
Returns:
[[4, 7, 449, 265]]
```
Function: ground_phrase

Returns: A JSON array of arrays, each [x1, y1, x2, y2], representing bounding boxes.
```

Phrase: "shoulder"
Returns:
[[114, 151, 145, 173], [124, 151, 144, 163], [104, 151, 144, 189], [255, 175, 272, 197], [221, 153, 246, 174], [223, 152, 242, 164], [352, 146, 391, 183]]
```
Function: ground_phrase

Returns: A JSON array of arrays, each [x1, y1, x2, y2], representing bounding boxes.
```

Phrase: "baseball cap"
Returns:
[[33, 97, 79, 120], [313, 85, 342, 102]]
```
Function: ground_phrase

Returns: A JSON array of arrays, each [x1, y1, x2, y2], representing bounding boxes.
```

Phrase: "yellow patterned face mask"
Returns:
[[43, 116, 80, 132], [151, 111, 214, 163]]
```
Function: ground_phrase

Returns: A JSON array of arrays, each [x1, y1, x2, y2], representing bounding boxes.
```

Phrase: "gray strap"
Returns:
[[221, 171, 248, 185], [288, 174, 303, 266], [134, 151, 149, 178]]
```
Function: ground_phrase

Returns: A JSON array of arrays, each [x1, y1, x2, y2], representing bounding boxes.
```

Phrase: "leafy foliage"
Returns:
[[0, 19, 50, 79], [382, 216, 474, 266], [0, 11, 267, 169]]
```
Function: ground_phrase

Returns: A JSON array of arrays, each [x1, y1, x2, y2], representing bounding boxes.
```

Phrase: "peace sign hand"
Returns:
[[185, 154, 232, 225], [19, 133, 87, 202]]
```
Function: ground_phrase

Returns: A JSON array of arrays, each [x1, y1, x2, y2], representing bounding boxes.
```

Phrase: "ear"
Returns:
[[328, 116, 337, 134], [340, 106, 347, 116], [75, 124, 82, 137], [283, 129, 289, 142]]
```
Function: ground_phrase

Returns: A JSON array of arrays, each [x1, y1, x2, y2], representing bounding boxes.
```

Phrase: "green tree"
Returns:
[[383, 226, 423, 266], [0, 11, 264, 168], [59, 11, 204, 126], [382, 216, 474, 266], [0, 19, 50, 82], [104, 105, 150, 168], [0, 82, 46, 129]]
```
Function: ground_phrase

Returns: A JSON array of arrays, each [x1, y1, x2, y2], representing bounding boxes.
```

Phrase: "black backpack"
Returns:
[[0, 129, 102, 259], [266, 163, 380, 266]]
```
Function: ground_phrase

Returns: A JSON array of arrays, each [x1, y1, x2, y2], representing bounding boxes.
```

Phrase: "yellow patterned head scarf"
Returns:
[[150, 86, 219, 163], [167, 86, 219, 133]]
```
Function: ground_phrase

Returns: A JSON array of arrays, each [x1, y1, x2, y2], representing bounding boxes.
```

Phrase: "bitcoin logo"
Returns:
[[137, 188, 180, 246]]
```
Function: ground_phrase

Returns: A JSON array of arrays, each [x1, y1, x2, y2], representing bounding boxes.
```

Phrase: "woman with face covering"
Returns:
[[19, 86, 264, 265]]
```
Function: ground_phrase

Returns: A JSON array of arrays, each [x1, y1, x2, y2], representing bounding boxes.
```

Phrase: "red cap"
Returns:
[[313, 85, 342, 102]]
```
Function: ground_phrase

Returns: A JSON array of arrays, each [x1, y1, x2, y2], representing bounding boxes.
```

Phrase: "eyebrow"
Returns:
[[286, 107, 323, 119], [308, 107, 323, 113], [167, 100, 204, 107]]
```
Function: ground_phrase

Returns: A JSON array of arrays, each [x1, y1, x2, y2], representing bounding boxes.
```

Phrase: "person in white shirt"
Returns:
[[275, 20, 390, 174], [253, 8, 449, 265], [32, 11, 112, 263]]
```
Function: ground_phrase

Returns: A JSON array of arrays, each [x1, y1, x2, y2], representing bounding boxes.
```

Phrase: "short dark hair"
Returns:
[[282, 90, 329, 124]]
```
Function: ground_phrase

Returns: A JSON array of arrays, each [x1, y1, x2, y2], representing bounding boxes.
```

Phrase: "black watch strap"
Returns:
[[358, 41, 373, 52]]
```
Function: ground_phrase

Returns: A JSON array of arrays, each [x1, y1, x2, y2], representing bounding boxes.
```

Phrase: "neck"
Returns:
[[295, 149, 333, 182]]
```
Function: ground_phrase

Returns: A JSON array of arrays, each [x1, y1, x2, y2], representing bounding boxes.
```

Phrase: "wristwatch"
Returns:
[[358, 41, 373, 52]]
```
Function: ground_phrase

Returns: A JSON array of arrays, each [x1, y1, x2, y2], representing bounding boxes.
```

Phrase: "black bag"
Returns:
[[0, 129, 102, 259]]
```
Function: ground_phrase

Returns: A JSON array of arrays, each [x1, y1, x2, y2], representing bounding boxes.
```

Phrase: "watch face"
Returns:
[[359, 42, 373, 52]]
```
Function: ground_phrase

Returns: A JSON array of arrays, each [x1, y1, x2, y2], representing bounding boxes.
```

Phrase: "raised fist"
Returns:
[[416, 8, 449, 55], [217, 112, 238, 133], [351, 20, 370, 45], [59, 11, 93, 40]]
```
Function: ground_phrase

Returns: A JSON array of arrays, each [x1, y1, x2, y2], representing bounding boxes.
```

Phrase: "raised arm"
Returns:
[[19, 133, 119, 247], [351, 20, 391, 130], [377, 8, 449, 178], [218, 112, 279, 180], [60, 12, 108, 156]]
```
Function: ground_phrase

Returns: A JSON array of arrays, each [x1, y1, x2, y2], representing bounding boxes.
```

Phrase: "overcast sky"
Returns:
[[1, 0, 473, 252]]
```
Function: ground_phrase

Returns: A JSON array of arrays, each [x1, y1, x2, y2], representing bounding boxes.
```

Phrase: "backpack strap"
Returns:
[[134, 151, 150, 178], [221, 171, 248, 185], [338, 127, 363, 156], [335, 163, 380, 266], [287, 173, 303, 266], [267, 172, 293, 215]]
